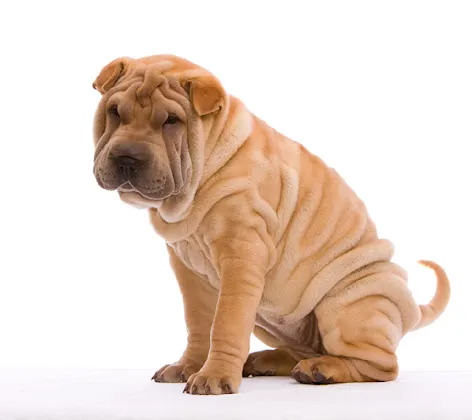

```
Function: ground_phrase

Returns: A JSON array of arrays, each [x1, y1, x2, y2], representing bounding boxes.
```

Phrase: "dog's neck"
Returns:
[[201, 96, 253, 185], [148, 96, 254, 242]]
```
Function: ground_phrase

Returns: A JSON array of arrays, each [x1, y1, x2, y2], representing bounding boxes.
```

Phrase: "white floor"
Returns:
[[1, 368, 471, 420]]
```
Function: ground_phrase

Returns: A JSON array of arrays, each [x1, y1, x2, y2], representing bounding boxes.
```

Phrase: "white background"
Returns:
[[1, 1, 471, 372]]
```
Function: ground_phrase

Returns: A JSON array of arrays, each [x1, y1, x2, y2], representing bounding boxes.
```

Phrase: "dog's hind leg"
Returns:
[[292, 295, 402, 384]]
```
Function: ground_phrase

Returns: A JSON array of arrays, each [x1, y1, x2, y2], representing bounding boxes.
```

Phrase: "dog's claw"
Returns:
[[292, 369, 313, 384], [313, 371, 334, 384], [221, 382, 233, 394]]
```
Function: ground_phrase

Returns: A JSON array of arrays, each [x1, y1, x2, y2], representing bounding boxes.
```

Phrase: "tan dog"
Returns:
[[92, 55, 450, 395]]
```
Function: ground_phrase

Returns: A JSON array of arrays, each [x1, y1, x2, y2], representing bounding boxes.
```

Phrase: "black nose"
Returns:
[[114, 155, 142, 172], [110, 142, 151, 176]]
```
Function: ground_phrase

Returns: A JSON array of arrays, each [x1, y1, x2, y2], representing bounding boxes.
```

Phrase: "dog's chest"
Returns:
[[171, 236, 220, 288]]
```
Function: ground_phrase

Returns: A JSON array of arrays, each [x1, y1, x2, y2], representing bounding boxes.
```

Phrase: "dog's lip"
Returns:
[[118, 182, 168, 201], [118, 182, 134, 192]]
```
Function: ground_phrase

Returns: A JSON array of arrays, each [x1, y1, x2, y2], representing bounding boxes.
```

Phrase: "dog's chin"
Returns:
[[118, 190, 161, 209], [117, 183, 169, 209]]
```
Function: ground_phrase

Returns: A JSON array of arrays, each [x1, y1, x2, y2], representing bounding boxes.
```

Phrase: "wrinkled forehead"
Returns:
[[115, 61, 183, 104], [107, 60, 210, 119]]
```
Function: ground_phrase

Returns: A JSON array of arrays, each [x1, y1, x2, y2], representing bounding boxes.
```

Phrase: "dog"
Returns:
[[92, 55, 450, 395]]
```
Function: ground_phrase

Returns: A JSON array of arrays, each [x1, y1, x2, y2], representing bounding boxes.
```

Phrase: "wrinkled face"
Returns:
[[93, 72, 192, 201], [92, 56, 226, 209]]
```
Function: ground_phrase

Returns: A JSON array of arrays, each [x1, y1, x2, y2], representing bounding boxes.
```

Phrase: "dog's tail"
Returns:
[[412, 260, 451, 330]]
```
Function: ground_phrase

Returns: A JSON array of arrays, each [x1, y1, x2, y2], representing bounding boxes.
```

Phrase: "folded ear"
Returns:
[[92, 57, 132, 94], [184, 75, 226, 116]]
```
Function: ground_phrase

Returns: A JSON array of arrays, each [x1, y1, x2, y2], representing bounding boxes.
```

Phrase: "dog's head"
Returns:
[[92, 55, 227, 216]]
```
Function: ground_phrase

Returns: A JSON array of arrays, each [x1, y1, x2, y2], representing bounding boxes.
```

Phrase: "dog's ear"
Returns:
[[93, 57, 132, 94], [184, 75, 226, 116]]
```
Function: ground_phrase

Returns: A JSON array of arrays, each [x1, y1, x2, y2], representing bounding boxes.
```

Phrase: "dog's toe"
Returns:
[[313, 371, 334, 384], [292, 368, 314, 384]]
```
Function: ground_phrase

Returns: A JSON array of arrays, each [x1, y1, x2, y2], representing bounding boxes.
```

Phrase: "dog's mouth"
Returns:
[[118, 182, 135, 193], [117, 181, 168, 201], [94, 153, 178, 203]]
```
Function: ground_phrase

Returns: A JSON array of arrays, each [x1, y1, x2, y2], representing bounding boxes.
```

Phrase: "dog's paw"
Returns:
[[243, 349, 297, 377], [243, 350, 277, 377], [291, 356, 340, 385], [183, 370, 240, 395], [152, 362, 202, 383]]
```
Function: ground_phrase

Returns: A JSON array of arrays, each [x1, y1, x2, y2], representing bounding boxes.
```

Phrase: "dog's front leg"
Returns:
[[184, 230, 267, 395], [152, 246, 218, 383]]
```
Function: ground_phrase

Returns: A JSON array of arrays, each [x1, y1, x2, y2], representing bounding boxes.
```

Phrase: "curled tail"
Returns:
[[412, 260, 451, 330]]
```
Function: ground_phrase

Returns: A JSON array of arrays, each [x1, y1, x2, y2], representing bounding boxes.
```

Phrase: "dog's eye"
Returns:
[[109, 104, 120, 117], [164, 114, 179, 125]]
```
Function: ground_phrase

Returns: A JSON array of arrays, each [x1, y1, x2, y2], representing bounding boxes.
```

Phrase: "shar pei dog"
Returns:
[[92, 55, 450, 395]]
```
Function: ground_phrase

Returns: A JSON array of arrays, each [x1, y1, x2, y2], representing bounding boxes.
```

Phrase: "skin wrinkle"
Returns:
[[310, 206, 368, 271], [152, 85, 191, 197], [265, 181, 361, 317], [273, 168, 323, 264], [123, 84, 140, 123], [200, 107, 233, 176], [199, 136, 246, 196], [92, 55, 451, 394], [151, 177, 251, 243], [300, 179, 343, 253], [200, 111, 251, 184], [274, 168, 301, 244], [304, 183, 353, 253], [158, 116, 204, 221], [162, 123, 183, 193]]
